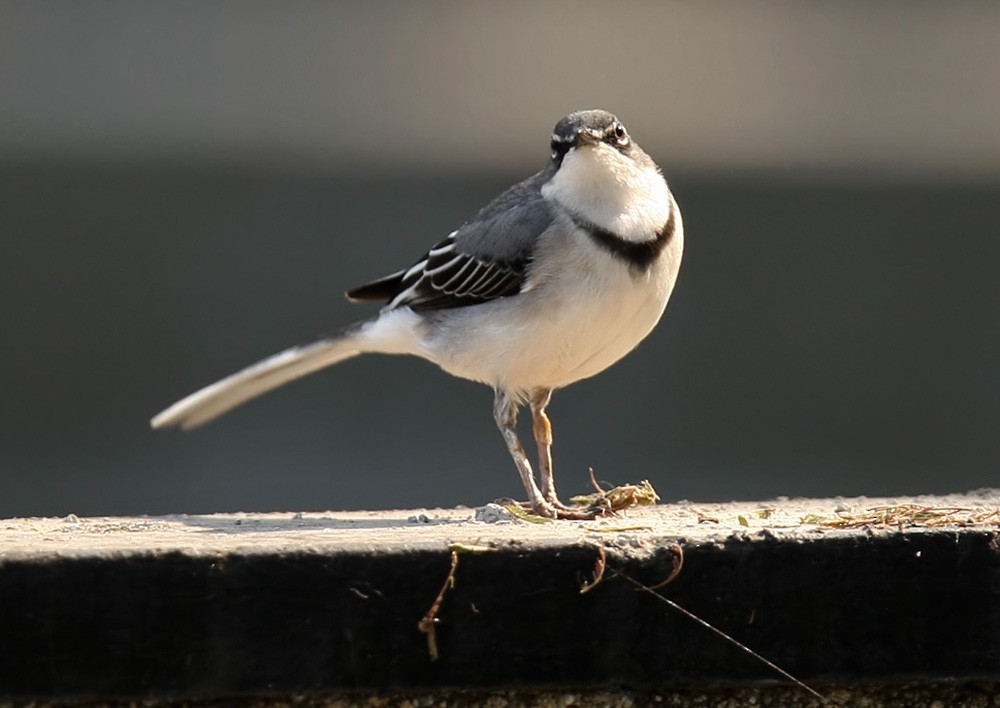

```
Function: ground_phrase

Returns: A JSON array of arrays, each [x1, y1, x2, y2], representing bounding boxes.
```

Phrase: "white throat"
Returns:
[[541, 143, 671, 242]]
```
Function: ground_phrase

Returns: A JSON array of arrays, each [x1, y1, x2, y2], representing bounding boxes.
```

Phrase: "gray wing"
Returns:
[[346, 170, 555, 311]]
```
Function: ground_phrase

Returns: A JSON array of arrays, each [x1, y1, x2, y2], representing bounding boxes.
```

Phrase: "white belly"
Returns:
[[419, 223, 683, 395]]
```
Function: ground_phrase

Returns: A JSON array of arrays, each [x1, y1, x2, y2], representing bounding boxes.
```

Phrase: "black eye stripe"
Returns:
[[551, 123, 629, 160]]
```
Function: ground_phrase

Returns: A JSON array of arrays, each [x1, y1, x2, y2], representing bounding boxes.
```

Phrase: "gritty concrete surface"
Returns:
[[2, 490, 998, 560]]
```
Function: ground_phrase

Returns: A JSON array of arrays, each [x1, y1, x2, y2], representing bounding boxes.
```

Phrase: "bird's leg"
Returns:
[[494, 389, 606, 521], [529, 388, 572, 510], [493, 388, 551, 515]]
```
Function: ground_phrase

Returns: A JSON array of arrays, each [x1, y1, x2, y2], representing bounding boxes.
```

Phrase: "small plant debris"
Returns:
[[690, 507, 721, 524], [645, 543, 685, 591], [569, 470, 660, 511], [802, 503, 1000, 529], [417, 551, 459, 661], [582, 524, 654, 533], [501, 504, 556, 523], [579, 544, 607, 594], [417, 543, 497, 661]]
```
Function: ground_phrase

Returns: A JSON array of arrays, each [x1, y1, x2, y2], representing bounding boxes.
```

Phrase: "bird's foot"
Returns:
[[549, 503, 611, 520], [505, 497, 611, 521]]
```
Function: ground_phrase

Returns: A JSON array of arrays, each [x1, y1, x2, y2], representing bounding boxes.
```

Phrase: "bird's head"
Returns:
[[550, 110, 632, 158], [543, 109, 669, 238]]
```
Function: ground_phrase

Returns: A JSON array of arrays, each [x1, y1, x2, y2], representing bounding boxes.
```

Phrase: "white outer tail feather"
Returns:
[[150, 336, 361, 430]]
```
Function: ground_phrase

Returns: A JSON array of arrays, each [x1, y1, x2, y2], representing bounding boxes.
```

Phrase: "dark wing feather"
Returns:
[[345, 168, 555, 312], [385, 232, 528, 311], [345, 271, 405, 302]]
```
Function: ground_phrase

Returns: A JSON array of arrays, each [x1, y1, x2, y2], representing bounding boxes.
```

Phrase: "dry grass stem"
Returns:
[[803, 503, 1000, 529]]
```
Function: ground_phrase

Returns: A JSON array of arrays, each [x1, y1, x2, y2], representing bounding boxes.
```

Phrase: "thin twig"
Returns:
[[579, 544, 607, 594], [645, 543, 684, 591], [417, 544, 497, 660], [417, 550, 460, 661]]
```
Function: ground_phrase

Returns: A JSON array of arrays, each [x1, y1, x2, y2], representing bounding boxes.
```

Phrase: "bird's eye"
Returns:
[[613, 123, 629, 146]]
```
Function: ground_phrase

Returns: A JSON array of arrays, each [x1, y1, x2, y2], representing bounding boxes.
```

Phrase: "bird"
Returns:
[[151, 109, 683, 519]]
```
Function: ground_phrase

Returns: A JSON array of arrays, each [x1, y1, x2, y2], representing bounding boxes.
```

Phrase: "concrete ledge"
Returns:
[[1, 492, 999, 703]]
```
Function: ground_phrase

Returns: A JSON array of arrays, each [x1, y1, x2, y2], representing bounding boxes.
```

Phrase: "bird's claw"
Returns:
[[508, 498, 611, 520]]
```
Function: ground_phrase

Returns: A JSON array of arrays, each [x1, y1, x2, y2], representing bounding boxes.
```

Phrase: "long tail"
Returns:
[[151, 335, 362, 430]]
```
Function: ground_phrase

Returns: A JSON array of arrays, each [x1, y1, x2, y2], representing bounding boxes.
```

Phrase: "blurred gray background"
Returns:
[[3, 2, 999, 518]]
